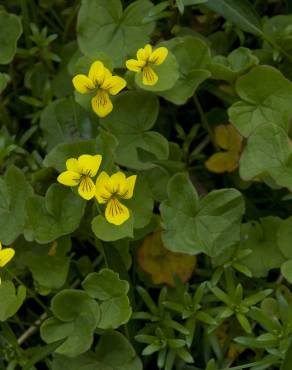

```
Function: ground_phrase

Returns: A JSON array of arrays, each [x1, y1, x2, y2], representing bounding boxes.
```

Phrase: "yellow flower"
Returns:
[[0, 241, 15, 268], [57, 154, 102, 200], [126, 44, 168, 86], [72, 60, 127, 118], [95, 171, 137, 226], [0, 241, 15, 282]]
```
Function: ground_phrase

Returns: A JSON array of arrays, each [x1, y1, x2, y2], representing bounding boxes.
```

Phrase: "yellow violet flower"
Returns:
[[95, 171, 137, 226], [126, 44, 168, 86], [72, 60, 127, 118], [0, 241, 15, 268], [57, 154, 102, 200], [0, 241, 15, 283], [205, 124, 242, 173]]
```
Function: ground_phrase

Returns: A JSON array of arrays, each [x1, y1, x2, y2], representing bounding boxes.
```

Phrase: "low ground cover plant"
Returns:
[[1, 0, 292, 369]]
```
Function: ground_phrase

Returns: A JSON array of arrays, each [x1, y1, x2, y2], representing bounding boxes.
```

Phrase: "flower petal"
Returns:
[[149, 47, 168, 65], [142, 66, 158, 86], [77, 154, 102, 177], [105, 199, 130, 225], [88, 60, 106, 86], [91, 90, 113, 118], [72, 74, 95, 94], [78, 177, 96, 200], [108, 172, 126, 195], [95, 171, 111, 203], [126, 59, 145, 72], [66, 158, 79, 172], [57, 171, 81, 186], [137, 44, 152, 61], [0, 248, 15, 267], [121, 175, 137, 199], [101, 76, 127, 95]]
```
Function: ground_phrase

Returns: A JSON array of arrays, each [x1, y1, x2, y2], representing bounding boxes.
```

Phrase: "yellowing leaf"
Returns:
[[205, 124, 242, 173], [205, 152, 240, 173], [214, 124, 241, 151], [137, 231, 196, 287]]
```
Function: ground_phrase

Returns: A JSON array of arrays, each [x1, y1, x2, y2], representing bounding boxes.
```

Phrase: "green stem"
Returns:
[[193, 94, 218, 150], [63, 0, 80, 42], [19, 0, 31, 48], [5, 268, 50, 315]]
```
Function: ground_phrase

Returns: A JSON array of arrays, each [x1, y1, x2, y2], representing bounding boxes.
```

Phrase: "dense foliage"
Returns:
[[1, 0, 292, 369]]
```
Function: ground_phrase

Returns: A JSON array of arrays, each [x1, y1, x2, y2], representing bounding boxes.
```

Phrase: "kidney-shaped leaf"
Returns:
[[41, 290, 100, 357], [209, 47, 259, 82], [77, 0, 155, 67], [82, 269, 132, 329], [240, 217, 285, 277], [239, 123, 292, 189], [26, 184, 85, 244], [159, 36, 211, 104], [229, 66, 292, 137], [102, 91, 169, 169], [52, 331, 142, 370], [160, 173, 244, 257]]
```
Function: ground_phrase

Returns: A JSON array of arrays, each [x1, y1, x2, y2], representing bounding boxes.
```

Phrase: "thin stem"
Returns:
[[19, 0, 31, 48], [193, 94, 218, 150], [63, 0, 80, 42], [188, 135, 210, 163]]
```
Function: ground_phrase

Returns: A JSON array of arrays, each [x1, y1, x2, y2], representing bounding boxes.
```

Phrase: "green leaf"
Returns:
[[40, 97, 97, 152], [160, 173, 244, 257], [82, 269, 129, 300], [134, 50, 179, 92], [159, 36, 211, 105], [240, 217, 285, 277], [277, 217, 292, 259], [26, 254, 70, 292], [82, 269, 132, 329], [41, 290, 100, 357], [0, 11, 22, 64], [239, 123, 292, 189], [102, 91, 169, 169], [92, 214, 134, 242], [281, 259, 292, 284], [209, 47, 259, 82], [26, 184, 85, 244], [0, 281, 26, 321], [0, 73, 10, 93], [125, 176, 154, 229], [23, 340, 65, 370], [0, 166, 33, 245], [205, 0, 263, 36], [44, 131, 118, 173], [263, 15, 292, 53], [52, 331, 142, 370], [229, 66, 292, 137], [281, 337, 292, 370], [77, 0, 155, 68]]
